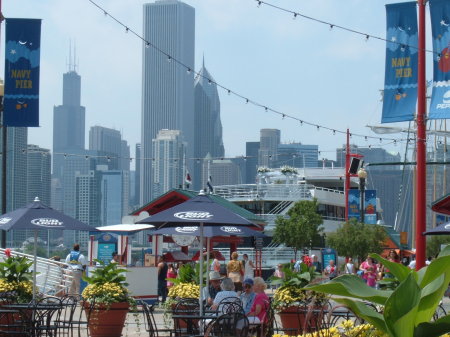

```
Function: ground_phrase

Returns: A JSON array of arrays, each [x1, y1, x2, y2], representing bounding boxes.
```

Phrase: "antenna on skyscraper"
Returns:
[[67, 40, 72, 71], [74, 41, 78, 73]]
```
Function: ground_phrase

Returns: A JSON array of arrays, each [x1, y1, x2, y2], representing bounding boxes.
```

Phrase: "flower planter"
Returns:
[[279, 305, 327, 335], [84, 301, 129, 337]]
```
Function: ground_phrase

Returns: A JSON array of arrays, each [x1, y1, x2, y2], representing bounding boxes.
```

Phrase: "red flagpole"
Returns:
[[415, 0, 427, 270]]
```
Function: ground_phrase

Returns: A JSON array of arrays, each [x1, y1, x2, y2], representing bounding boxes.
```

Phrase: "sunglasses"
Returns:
[[244, 284, 252, 288]]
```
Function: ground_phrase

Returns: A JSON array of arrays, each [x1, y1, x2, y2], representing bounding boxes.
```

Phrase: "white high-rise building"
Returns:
[[152, 130, 186, 197], [140, 0, 195, 204]]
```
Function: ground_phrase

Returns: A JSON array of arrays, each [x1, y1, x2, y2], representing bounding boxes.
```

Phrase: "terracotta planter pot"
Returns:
[[84, 301, 129, 337], [278, 305, 327, 335]]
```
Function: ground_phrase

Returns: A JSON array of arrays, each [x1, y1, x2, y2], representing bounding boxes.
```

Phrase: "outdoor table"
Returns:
[[4, 302, 63, 337]]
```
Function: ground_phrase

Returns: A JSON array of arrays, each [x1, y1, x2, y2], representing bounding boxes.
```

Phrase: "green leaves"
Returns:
[[306, 245, 450, 337], [305, 274, 391, 305], [83, 259, 128, 286], [0, 255, 33, 283]]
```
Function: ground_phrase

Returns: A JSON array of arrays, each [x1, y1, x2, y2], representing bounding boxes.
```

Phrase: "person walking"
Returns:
[[242, 254, 255, 280], [227, 251, 244, 292], [157, 256, 169, 303], [324, 260, 338, 280], [65, 243, 87, 297], [345, 258, 356, 274]]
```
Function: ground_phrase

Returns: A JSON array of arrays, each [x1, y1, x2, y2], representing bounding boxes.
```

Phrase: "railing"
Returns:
[[214, 184, 343, 201], [0, 248, 73, 296]]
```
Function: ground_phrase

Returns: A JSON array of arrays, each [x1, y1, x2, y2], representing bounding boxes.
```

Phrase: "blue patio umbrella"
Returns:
[[151, 225, 266, 238], [0, 197, 94, 298], [137, 192, 259, 315], [424, 221, 450, 235]]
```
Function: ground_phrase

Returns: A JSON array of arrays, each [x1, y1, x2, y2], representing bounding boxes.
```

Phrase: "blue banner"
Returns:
[[348, 189, 360, 221], [364, 190, 377, 225], [381, 2, 418, 123], [429, 0, 450, 119], [4, 19, 41, 127]]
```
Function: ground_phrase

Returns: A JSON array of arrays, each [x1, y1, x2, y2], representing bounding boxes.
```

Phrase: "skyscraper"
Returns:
[[152, 129, 186, 197], [276, 143, 319, 168], [245, 141, 260, 184], [1, 127, 28, 211], [193, 58, 224, 190], [53, 70, 85, 179], [89, 126, 122, 170], [258, 129, 280, 167], [27, 144, 51, 205], [141, 0, 195, 204]]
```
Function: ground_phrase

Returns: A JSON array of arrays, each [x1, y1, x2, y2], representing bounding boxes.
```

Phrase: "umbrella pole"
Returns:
[[199, 222, 204, 316], [206, 237, 210, 291], [33, 230, 37, 301]]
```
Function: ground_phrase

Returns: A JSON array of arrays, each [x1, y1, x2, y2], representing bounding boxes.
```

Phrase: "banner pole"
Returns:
[[345, 129, 350, 221], [415, 0, 427, 270]]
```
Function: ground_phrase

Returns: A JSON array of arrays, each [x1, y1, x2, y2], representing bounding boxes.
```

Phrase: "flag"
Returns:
[[185, 171, 192, 188], [381, 2, 418, 123], [429, 0, 450, 118], [207, 176, 213, 193]]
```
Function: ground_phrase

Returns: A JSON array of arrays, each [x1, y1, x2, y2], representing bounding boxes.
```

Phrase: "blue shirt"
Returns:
[[240, 291, 256, 314]]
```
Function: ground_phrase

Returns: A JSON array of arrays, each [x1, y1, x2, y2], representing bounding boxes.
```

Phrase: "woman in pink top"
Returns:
[[247, 277, 269, 324], [359, 256, 377, 288]]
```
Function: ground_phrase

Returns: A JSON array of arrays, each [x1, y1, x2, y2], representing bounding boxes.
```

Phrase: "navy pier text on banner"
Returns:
[[429, 0, 450, 119], [4, 18, 42, 127], [381, 2, 418, 124]]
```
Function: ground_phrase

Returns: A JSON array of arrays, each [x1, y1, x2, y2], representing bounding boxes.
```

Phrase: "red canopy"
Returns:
[[192, 250, 225, 261], [163, 251, 192, 262]]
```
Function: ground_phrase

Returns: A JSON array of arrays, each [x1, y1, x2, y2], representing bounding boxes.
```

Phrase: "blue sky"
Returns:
[[2, 0, 427, 166]]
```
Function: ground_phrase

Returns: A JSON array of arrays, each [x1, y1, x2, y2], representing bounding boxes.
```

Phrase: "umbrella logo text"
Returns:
[[175, 226, 199, 234], [31, 218, 63, 227], [445, 224, 450, 230], [220, 226, 243, 234], [174, 211, 213, 221], [0, 217, 12, 225]]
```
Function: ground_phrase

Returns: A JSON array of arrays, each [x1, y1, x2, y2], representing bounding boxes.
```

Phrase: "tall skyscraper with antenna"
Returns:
[[140, 0, 195, 203]]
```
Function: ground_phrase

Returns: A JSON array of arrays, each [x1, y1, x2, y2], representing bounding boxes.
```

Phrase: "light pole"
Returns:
[[358, 167, 367, 223]]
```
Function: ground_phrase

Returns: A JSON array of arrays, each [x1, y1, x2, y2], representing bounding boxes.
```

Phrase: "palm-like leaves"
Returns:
[[83, 259, 128, 286], [0, 255, 33, 283], [305, 245, 450, 337]]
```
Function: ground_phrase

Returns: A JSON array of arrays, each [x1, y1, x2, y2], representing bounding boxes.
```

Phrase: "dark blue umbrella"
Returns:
[[0, 197, 94, 298], [424, 221, 450, 235], [0, 198, 93, 231], [151, 225, 266, 238], [137, 192, 258, 315], [136, 193, 257, 228]]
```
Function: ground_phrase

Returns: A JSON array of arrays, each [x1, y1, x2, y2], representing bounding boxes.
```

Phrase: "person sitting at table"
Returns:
[[203, 271, 224, 306], [246, 277, 269, 324], [240, 278, 256, 314], [211, 277, 239, 312]]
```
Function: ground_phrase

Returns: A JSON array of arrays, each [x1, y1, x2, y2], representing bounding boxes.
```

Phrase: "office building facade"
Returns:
[[27, 144, 51, 205], [258, 129, 280, 168], [141, 0, 195, 204]]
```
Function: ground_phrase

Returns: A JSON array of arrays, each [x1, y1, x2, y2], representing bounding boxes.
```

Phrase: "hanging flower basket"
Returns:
[[280, 165, 298, 175]]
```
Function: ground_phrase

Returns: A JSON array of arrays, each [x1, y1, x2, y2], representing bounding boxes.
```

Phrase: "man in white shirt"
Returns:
[[65, 243, 87, 296]]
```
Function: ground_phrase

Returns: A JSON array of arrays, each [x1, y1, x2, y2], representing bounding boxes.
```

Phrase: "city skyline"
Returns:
[[1, 0, 411, 167]]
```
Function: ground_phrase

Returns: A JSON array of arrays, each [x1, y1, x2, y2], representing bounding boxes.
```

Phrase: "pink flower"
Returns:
[[4, 248, 11, 258], [303, 255, 312, 267]]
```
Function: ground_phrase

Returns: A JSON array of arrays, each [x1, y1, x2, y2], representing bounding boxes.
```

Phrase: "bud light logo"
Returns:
[[174, 211, 213, 221], [220, 226, 242, 234], [175, 226, 198, 234], [31, 218, 63, 227], [445, 224, 450, 230], [0, 217, 11, 225]]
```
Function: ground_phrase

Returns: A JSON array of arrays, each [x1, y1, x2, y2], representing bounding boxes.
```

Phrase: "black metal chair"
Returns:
[[140, 300, 174, 337], [204, 312, 249, 337], [55, 295, 79, 337], [216, 297, 243, 315], [248, 299, 275, 337], [172, 298, 201, 337]]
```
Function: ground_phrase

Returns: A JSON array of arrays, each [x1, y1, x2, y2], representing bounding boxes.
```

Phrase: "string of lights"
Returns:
[[22, 137, 412, 162], [86, 0, 408, 144], [255, 0, 437, 56]]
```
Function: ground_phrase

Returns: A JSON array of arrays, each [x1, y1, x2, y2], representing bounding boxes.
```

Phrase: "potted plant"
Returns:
[[82, 259, 136, 337], [270, 256, 328, 334], [0, 248, 33, 304], [163, 263, 201, 328], [280, 165, 298, 175], [257, 166, 271, 174]]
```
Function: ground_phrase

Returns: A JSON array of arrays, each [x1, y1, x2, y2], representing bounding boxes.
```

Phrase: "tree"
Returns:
[[326, 218, 387, 263], [272, 199, 324, 260], [426, 235, 450, 258]]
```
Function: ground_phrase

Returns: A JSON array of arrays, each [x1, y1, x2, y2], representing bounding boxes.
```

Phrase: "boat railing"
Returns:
[[0, 248, 73, 296]]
